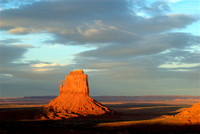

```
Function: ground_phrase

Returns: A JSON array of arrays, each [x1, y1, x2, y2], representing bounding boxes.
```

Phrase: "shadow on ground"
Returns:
[[1, 119, 200, 134], [1, 103, 198, 134], [107, 103, 190, 121]]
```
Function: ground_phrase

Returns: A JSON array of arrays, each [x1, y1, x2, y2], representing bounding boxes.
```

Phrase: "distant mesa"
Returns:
[[42, 69, 113, 119]]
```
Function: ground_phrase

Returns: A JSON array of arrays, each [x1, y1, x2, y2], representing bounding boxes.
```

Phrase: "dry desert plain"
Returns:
[[0, 96, 200, 134]]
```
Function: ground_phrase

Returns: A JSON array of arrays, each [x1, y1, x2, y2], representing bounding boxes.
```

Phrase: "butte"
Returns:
[[41, 69, 112, 119]]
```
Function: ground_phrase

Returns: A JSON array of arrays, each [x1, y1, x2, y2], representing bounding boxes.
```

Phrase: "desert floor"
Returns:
[[0, 102, 200, 134]]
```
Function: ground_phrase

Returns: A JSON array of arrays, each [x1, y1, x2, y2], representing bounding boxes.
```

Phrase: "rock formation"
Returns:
[[42, 69, 112, 119], [173, 101, 200, 124], [164, 101, 200, 124]]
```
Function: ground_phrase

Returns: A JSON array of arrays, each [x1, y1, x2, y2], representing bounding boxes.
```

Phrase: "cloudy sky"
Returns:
[[0, 0, 199, 97]]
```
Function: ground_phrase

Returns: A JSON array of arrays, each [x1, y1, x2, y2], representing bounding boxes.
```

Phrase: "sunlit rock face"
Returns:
[[60, 70, 89, 96], [174, 101, 200, 124], [42, 70, 112, 119], [164, 101, 200, 124]]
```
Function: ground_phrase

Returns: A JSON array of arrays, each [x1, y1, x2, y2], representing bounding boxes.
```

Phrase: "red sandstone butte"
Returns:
[[42, 70, 112, 119]]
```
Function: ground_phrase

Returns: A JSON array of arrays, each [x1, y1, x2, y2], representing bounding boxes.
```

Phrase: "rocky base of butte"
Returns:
[[41, 70, 113, 120]]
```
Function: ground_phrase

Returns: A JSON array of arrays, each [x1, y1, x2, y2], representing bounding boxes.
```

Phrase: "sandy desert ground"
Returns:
[[0, 100, 200, 134]]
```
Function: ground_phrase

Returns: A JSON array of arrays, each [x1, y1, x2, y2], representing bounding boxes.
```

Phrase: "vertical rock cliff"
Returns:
[[59, 70, 89, 96]]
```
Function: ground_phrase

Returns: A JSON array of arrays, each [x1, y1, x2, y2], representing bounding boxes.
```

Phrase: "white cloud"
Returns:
[[30, 62, 68, 72], [0, 73, 14, 80], [169, 69, 192, 72], [159, 62, 200, 68], [32, 68, 53, 72], [185, 45, 200, 53], [31, 62, 66, 68]]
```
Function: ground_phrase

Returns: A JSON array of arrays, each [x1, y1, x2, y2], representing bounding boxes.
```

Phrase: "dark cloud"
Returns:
[[132, 0, 170, 15], [76, 51, 199, 96], [0, 79, 59, 97], [0, 44, 74, 97], [78, 33, 199, 59], [72, 36, 199, 96], [160, 48, 200, 64], [0, 44, 70, 81], [0, 0, 197, 44], [0, 44, 28, 64], [135, 15, 197, 34], [0, 38, 21, 44]]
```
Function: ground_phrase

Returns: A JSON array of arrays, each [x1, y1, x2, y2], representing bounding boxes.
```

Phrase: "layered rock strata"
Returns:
[[42, 70, 112, 119]]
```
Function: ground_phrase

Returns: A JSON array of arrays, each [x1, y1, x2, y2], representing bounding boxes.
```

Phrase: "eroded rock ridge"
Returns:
[[164, 101, 200, 124], [173, 101, 200, 124]]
